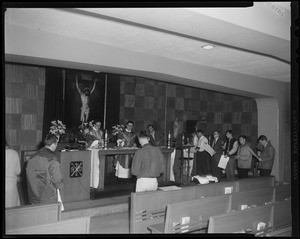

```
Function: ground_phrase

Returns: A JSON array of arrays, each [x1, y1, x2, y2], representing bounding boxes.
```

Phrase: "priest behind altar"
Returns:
[[115, 121, 137, 182]]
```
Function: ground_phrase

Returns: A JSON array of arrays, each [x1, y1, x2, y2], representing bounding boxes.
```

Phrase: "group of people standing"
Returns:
[[191, 129, 275, 182], [5, 120, 276, 208]]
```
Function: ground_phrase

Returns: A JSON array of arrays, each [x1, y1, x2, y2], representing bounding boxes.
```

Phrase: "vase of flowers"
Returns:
[[110, 124, 125, 143], [49, 120, 66, 141]]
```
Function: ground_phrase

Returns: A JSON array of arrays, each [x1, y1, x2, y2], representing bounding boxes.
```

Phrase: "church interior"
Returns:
[[4, 2, 297, 236]]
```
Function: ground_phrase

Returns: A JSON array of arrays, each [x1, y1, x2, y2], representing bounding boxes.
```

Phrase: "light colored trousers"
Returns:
[[136, 178, 158, 192]]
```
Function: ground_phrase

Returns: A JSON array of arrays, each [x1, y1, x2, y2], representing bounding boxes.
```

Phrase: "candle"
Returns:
[[105, 129, 108, 140]]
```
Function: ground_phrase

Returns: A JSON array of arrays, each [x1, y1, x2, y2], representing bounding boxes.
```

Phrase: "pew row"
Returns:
[[130, 176, 275, 233], [147, 184, 290, 234], [207, 200, 291, 236], [5, 202, 61, 232], [6, 217, 90, 234]]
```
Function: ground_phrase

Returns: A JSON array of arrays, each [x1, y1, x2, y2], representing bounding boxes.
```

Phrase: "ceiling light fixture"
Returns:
[[202, 45, 215, 50]]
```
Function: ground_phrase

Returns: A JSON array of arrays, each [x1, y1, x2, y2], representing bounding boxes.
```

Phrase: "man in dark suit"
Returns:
[[147, 124, 164, 147], [210, 130, 224, 181]]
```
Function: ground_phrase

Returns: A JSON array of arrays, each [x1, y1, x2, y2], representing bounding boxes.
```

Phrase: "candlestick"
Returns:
[[104, 129, 108, 149], [167, 130, 171, 149]]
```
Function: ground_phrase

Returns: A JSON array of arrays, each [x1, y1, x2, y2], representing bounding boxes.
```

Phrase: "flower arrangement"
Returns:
[[49, 120, 66, 137], [79, 120, 94, 133], [112, 124, 125, 136]]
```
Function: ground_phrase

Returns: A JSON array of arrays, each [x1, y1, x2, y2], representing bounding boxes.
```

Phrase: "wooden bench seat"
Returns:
[[147, 183, 290, 234], [6, 217, 90, 234], [130, 176, 275, 233], [5, 202, 61, 232], [207, 200, 291, 236], [148, 194, 231, 233]]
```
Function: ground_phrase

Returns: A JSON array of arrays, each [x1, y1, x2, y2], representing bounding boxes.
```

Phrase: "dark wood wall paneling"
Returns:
[[5, 63, 258, 155]]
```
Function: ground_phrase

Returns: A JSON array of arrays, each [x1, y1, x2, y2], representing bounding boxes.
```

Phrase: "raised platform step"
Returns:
[[61, 195, 130, 220]]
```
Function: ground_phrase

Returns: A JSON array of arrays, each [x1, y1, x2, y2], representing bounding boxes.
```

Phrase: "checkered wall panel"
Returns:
[[120, 76, 258, 146]]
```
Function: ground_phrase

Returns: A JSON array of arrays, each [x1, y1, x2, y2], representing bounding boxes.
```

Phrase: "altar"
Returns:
[[89, 147, 174, 191], [56, 150, 91, 203]]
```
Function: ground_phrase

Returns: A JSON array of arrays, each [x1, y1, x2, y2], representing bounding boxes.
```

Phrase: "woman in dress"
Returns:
[[5, 140, 21, 207]]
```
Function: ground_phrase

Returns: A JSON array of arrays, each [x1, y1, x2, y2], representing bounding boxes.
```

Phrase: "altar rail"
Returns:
[[130, 176, 275, 233], [147, 184, 290, 233]]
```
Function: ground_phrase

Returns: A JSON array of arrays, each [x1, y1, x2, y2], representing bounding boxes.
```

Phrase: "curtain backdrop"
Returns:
[[42, 67, 64, 140], [105, 73, 120, 131], [42, 69, 120, 142], [64, 70, 105, 129]]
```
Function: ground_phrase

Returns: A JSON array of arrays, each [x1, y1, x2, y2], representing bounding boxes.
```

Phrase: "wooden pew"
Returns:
[[207, 203, 274, 235], [6, 217, 90, 234], [130, 186, 196, 233], [147, 185, 280, 234], [207, 199, 291, 236], [274, 183, 291, 202], [130, 177, 275, 233], [266, 226, 292, 237], [237, 176, 275, 192], [148, 194, 231, 233], [5, 202, 61, 232], [230, 187, 274, 212], [273, 199, 292, 230], [194, 180, 239, 198]]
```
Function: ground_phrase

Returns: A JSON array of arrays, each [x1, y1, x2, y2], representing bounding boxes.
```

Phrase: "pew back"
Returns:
[[237, 176, 275, 192], [194, 180, 238, 198], [273, 199, 292, 229], [274, 183, 291, 202], [130, 187, 196, 233], [207, 204, 273, 234], [163, 194, 231, 233], [230, 187, 274, 211], [130, 177, 275, 233], [6, 217, 90, 234], [5, 202, 61, 231]]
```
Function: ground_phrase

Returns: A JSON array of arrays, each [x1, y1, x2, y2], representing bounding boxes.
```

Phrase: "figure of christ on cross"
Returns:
[[75, 75, 98, 124]]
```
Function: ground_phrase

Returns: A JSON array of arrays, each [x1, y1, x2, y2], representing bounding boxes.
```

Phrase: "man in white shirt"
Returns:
[[191, 129, 211, 177]]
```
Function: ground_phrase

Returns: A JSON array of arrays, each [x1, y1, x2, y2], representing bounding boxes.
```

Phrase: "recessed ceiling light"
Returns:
[[202, 45, 215, 50]]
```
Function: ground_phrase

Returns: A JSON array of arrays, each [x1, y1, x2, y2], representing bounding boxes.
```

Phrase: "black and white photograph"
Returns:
[[3, 2, 298, 236]]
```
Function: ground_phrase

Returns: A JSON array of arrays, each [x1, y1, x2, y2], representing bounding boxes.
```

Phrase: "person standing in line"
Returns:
[[147, 124, 164, 147], [131, 131, 165, 192], [5, 140, 21, 208], [257, 135, 275, 177], [26, 134, 63, 204], [191, 129, 211, 177], [223, 130, 239, 181], [236, 135, 260, 179], [210, 130, 224, 181]]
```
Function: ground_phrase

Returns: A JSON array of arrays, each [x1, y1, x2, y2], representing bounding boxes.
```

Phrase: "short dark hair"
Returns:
[[225, 130, 233, 135], [196, 129, 203, 134], [44, 134, 58, 146], [138, 130, 150, 139], [238, 135, 247, 141], [126, 120, 134, 126], [258, 135, 268, 141], [147, 124, 154, 129]]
